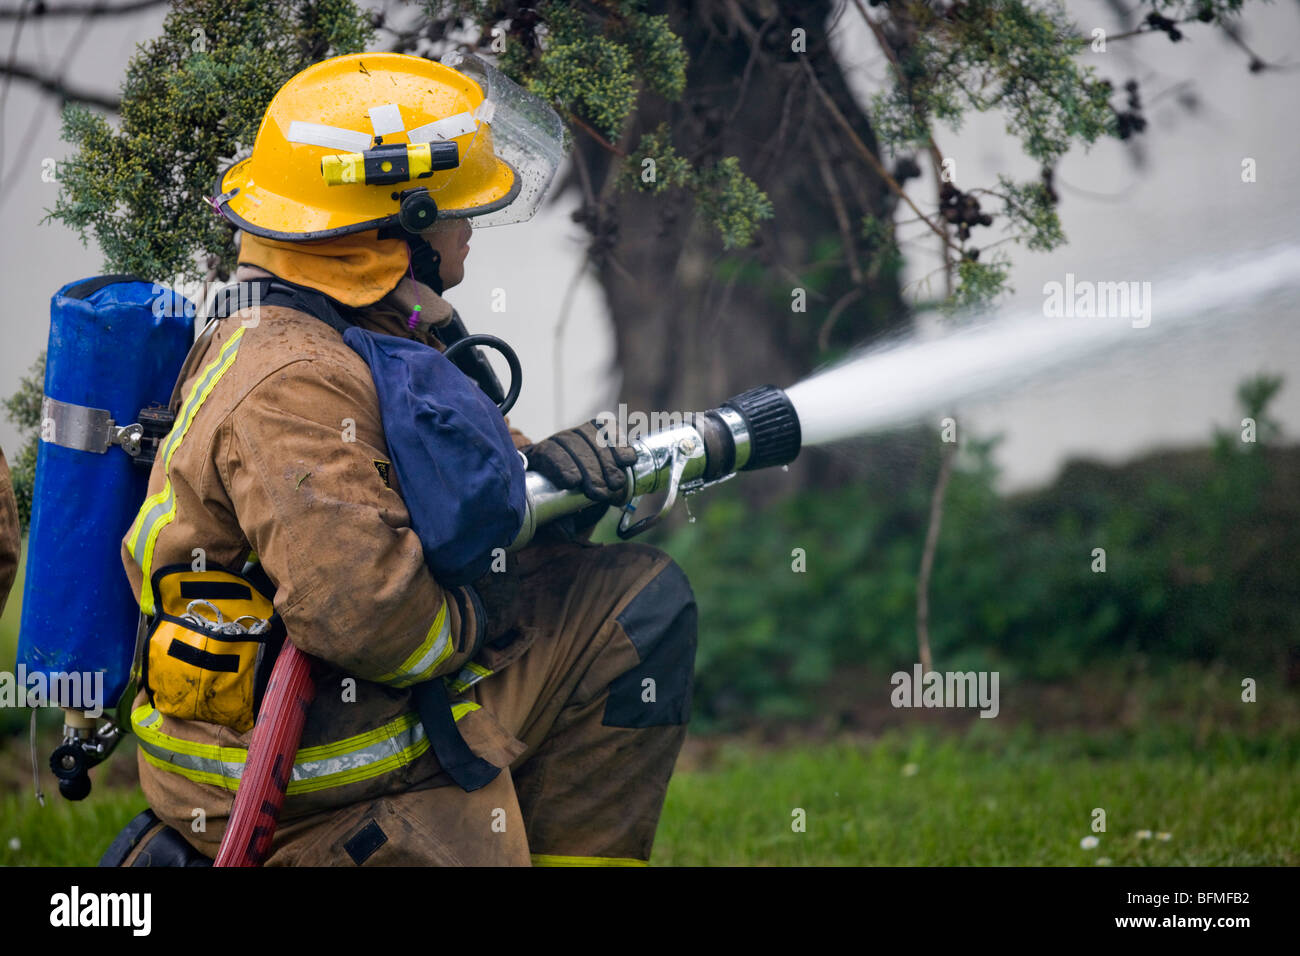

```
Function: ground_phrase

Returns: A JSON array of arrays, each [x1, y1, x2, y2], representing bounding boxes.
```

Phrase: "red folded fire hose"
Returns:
[[214, 641, 317, 867]]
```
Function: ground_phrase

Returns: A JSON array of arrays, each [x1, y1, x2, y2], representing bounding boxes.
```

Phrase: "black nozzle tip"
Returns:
[[723, 385, 802, 471]]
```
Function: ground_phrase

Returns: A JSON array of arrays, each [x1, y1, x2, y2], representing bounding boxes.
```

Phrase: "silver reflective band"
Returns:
[[286, 120, 373, 153], [407, 110, 478, 143], [368, 103, 405, 136], [40, 395, 144, 456]]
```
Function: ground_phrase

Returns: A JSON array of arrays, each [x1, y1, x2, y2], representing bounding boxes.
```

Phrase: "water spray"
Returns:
[[512, 240, 1300, 546]]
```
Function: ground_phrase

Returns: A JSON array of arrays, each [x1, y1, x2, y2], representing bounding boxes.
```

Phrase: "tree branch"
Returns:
[[917, 436, 957, 674], [567, 110, 627, 158], [799, 56, 960, 255], [0, 60, 118, 109], [0, 0, 167, 19]]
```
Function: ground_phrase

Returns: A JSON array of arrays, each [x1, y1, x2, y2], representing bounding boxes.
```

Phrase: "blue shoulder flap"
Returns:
[[343, 327, 526, 586]]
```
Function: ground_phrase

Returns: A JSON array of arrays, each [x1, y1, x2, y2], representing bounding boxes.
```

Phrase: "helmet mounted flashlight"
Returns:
[[320, 138, 460, 187]]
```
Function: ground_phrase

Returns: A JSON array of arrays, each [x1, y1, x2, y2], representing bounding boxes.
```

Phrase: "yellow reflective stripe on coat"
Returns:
[[126, 327, 247, 616], [374, 599, 453, 687], [445, 660, 493, 695], [131, 700, 479, 793], [530, 854, 648, 867]]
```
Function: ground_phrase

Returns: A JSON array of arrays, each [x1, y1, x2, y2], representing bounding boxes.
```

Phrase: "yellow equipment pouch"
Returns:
[[142, 564, 285, 733]]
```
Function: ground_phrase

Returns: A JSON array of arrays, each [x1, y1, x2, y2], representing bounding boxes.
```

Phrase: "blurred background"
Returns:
[[0, 0, 1296, 865]]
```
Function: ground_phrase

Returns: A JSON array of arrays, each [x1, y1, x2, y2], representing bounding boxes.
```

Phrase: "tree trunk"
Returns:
[[572, 0, 906, 499]]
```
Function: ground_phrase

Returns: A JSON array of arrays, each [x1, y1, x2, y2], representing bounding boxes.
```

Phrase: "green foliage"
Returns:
[[860, 0, 1260, 310], [618, 120, 774, 247], [995, 175, 1065, 252], [659, 379, 1295, 729], [1231, 372, 1284, 447], [3, 354, 45, 531], [946, 253, 1012, 313], [452, 0, 772, 249], [872, 0, 1114, 165], [614, 12, 688, 100], [618, 124, 693, 193], [49, 0, 374, 282], [693, 157, 775, 250], [861, 214, 904, 279], [524, 5, 639, 141]]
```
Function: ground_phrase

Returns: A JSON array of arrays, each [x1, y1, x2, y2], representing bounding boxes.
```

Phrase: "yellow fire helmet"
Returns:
[[214, 51, 565, 241]]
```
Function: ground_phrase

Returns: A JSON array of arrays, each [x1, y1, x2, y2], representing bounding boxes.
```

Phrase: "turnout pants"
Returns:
[[263, 537, 697, 866]]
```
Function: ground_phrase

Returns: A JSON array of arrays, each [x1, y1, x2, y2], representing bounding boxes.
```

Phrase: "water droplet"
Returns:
[[782, 465, 789, 471]]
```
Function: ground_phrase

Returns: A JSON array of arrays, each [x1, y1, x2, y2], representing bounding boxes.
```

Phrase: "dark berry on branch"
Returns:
[[894, 156, 922, 182]]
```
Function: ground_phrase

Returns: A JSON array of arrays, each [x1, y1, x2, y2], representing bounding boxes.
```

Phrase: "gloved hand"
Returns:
[[522, 420, 638, 505]]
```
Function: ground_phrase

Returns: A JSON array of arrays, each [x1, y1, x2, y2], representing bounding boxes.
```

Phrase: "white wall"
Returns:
[[831, 0, 1300, 489]]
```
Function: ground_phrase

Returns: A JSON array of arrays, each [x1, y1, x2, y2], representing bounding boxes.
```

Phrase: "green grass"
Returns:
[[1, 787, 145, 867], [651, 729, 1300, 866], [2, 725, 1295, 866]]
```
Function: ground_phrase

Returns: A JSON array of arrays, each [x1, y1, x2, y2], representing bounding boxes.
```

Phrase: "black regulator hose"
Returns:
[[442, 334, 522, 416]]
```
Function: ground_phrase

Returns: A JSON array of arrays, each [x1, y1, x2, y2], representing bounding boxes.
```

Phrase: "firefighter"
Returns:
[[118, 52, 696, 866], [0, 447, 19, 615]]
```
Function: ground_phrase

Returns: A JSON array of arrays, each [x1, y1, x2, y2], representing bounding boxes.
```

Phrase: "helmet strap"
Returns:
[[378, 223, 445, 298], [405, 246, 422, 330], [406, 234, 445, 297]]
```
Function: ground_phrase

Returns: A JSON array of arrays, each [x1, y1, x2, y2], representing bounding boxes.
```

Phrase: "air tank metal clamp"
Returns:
[[39, 396, 174, 468]]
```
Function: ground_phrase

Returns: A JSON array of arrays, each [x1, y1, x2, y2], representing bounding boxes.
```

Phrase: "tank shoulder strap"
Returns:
[[212, 278, 353, 336], [167, 279, 352, 412]]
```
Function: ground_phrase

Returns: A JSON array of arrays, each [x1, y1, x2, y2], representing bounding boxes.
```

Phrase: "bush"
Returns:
[[657, 386, 1298, 730]]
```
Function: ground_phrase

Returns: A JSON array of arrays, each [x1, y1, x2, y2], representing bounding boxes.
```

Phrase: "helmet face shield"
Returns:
[[440, 52, 565, 228]]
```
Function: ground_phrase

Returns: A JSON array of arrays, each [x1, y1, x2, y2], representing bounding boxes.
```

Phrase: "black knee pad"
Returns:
[[604, 558, 697, 728], [99, 809, 213, 867]]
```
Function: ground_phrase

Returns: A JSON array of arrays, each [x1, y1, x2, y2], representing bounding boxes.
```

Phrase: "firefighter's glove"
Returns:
[[523, 421, 638, 505]]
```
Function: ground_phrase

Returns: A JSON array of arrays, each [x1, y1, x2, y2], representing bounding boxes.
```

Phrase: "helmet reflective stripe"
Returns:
[[132, 702, 480, 793], [367, 103, 405, 136], [373, 599, 454, 688], [126, 327, 246, 616], [286, 120, 372, 153], [407, 111, 478, 143]]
